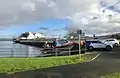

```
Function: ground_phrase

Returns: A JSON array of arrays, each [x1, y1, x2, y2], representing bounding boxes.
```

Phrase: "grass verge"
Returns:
[[103, 72, 120, 78], [0, 53, 97, 74]]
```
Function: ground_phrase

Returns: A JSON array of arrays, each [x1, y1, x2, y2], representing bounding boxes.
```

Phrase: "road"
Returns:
[[3, 47, 120, 78]]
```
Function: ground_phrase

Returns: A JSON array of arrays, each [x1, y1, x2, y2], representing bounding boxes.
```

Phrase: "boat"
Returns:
[[13, 32, 44, 42], [54, 39, 85, 51]]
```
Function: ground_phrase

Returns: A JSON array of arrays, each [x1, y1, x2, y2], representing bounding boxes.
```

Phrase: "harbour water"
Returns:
[[0, 41, 43, 57]]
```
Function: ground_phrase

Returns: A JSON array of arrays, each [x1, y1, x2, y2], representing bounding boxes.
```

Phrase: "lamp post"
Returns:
[[77, 29, 82, 58], [83, 29, 87, 53]]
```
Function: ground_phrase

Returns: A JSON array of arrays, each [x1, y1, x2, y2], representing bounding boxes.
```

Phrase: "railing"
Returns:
[[0, 47, 84, 58], [42, 48, 72, 56], [41, 47, 84, 57], [0, 48, 39, 58]]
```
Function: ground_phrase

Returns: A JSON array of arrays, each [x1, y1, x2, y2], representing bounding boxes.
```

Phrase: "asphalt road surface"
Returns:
[[2, 47, 120, 78]]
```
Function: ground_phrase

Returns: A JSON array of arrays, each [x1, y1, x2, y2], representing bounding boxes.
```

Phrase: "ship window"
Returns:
[[58, 40, 68, 44], [20, 32, 29, 37]]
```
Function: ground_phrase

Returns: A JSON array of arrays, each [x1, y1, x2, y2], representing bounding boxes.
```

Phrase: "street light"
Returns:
[[77, 29, 82, 58]]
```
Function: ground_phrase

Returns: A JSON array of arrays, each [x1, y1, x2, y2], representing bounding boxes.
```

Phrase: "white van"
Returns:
[[101, 38, 119, 47]]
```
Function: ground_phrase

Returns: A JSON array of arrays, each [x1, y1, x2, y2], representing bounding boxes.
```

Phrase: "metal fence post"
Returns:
[[26, 46, 29, 58], [69, 48, 71, 56], [85, 39, 86, 53], [79, 34, 81, 59], [11, 48, 13, 57], [55, 48, 58, 56]]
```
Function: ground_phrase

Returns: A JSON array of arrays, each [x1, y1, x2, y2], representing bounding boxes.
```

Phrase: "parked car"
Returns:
[[101, 38, 119, 47], [85, 40, 113, 51]]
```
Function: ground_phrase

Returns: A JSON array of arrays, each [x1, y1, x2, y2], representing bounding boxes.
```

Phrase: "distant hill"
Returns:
[[95, 33, 120, 39], [0, 38, 13, 41]]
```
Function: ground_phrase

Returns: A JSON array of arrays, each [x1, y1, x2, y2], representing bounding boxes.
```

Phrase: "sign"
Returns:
[[77, 29, 82, 35]]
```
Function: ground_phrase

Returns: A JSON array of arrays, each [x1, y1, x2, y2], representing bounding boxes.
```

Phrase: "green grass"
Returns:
[[102, 73, 120, 78], [0, 53, 96, 74]]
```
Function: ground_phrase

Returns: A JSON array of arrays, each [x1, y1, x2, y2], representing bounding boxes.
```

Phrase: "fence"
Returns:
[[0, 47, 83, 58], [0, 48, 40, 58], [42, 48, 72, 57]]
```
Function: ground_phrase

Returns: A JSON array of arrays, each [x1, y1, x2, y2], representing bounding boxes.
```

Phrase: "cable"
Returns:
[[100, 0, 120, 13]]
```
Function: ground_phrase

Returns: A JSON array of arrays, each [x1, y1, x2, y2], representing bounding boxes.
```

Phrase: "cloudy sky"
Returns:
[[0, 0, 120, 37]]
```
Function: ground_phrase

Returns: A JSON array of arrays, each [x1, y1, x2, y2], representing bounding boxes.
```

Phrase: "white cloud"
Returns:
[[47, 1, 56, 8], [88, 4, 100, 14], [63, 0, 120, 35], [36, 0, 47, 3], [0, 0, 120, 35], [22, 1, 36, 12]]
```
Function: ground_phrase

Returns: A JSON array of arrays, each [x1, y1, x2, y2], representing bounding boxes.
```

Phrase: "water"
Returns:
[[0, 41, 43, 57]]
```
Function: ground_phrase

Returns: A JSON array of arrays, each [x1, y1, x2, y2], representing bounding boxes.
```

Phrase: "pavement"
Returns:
[[2, 47, 120, 78]]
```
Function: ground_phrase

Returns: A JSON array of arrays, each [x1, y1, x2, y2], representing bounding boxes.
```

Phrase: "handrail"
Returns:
[[0, 47, 84, 57]]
